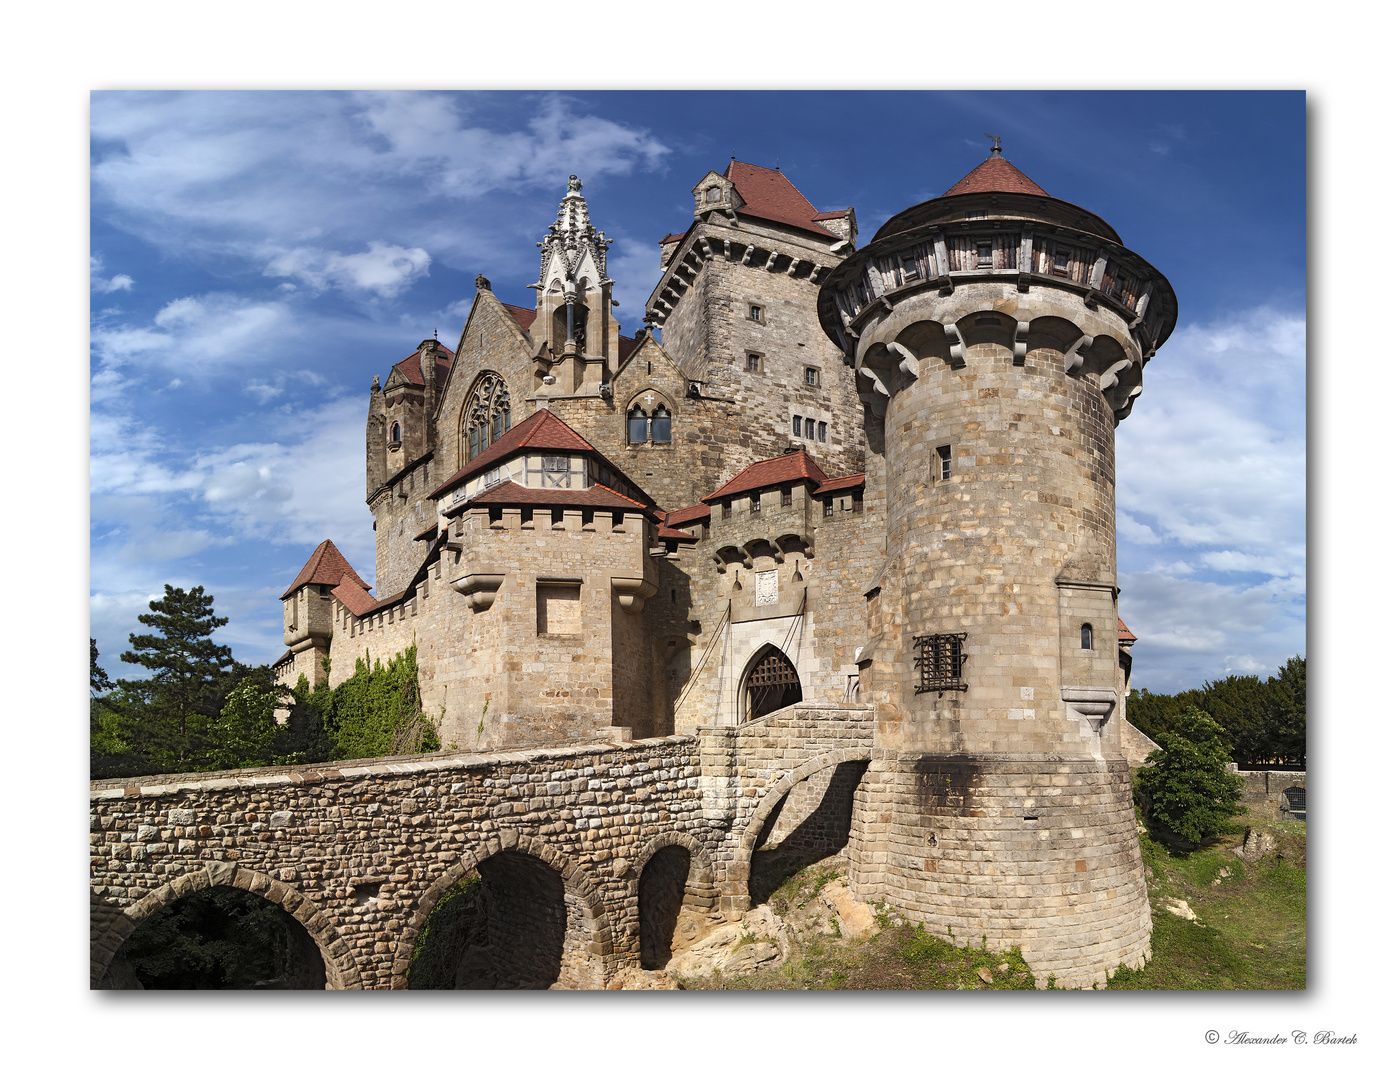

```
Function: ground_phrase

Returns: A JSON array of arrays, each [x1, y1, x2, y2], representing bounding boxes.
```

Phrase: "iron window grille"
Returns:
[[914, 632, 968, 694]]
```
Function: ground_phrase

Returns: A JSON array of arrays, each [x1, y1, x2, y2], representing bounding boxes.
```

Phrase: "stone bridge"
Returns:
[[90, 704, 874, 989]]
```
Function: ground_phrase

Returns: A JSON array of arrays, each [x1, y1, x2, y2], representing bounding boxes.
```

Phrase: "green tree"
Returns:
[[206, 677, 282, 771], [1263, 654, 1306, 766], [1136, 706, 1246, 848], [90, 637, 114, 695], [118, 585, 234, 768]]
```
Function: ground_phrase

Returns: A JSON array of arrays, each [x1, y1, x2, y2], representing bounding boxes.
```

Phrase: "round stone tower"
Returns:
[[817, 144, 1177, 987]]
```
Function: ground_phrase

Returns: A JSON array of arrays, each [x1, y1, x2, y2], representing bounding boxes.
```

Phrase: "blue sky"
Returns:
[[89, 90, 1305, 694]]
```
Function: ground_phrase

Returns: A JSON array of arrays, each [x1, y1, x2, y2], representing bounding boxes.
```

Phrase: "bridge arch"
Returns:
[[632, 831, 716, 970], [393, 831, 614, 989], [90, 863, 363, 990], [728, 748, 874, 911]]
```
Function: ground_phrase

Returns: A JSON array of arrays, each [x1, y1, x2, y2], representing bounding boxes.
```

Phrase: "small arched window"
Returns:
[[389, 421, 401, 445], [1081, 623, 1093, 650], [651, 405, 671, 443]]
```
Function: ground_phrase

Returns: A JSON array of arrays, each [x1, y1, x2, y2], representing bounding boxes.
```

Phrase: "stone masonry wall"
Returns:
[[846, 752, 1152, 988]]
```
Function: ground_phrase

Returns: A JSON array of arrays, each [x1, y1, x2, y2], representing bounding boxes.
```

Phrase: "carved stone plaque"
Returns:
[[755, 569, 778, 607]]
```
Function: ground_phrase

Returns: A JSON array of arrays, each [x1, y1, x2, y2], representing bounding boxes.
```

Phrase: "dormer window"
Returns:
[[1052, 248, 1071, 276], [976, 242, 993, 269], [706, 187, 722, 203]]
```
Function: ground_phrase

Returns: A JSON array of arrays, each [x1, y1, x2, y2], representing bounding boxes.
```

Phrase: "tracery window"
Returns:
[[463, 373, 511, 463], [626, 395, 673, 445]]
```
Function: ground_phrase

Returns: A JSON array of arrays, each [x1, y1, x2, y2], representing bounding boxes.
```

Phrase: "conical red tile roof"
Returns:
[[943, 152, 1049, 198]]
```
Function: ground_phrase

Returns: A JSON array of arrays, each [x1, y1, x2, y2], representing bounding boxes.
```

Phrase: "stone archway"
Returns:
[[395, 832, 613, 990], [90, 862, 362, 990], [741, 645, 803, 722], [728, 749, 873, 911], [632, 831, 716, 969]]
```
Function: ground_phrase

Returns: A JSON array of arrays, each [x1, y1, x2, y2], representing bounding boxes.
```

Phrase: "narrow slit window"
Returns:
[[792, 415, 803, 438], [804, 418, 815, 439], [1081, 624, 1093, 650], [750, 493, 761, 515], [937, 445, 952, 481], [817, 421, 827, 443], [781, 486, 792, 507]]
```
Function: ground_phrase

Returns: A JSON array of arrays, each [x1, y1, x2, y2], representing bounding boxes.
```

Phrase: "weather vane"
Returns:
[[984, 132, 1003, 154]]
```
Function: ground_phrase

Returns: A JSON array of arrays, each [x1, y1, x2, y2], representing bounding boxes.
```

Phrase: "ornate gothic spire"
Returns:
[[534, 175, 614, 297]]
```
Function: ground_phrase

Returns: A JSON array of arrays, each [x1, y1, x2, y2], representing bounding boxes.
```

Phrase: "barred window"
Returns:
[[914, 633, 967, 694]]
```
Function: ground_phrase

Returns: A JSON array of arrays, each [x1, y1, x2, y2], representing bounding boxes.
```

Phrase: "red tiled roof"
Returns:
[[501, 303, 537, 331], [392, 342, 454, 389], [449, 480, 652, 516], [331, 580, 379, 618], [943, 153, 1049, 198], [814, 473, 865, 495], [1118, 617, 1137, 643], [413, 522, 439, 542], [723, 161, 839, 240], [280, 540, 370, 600], [665, 503, 711, 528], [618, 334, 638, 365], [658, 525, 698, 542], [705, 448, 830, 502], [429, 408, 598, 500], [810, 210, 849, 221], [660, 232, 687, 245]]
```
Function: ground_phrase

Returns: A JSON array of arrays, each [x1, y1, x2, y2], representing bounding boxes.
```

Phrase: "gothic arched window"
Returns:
[[625, 393, 674, 446], [651, 405, 671, 443], [627, 405, 649, 445], [389, 421, 401, 445], [463, 373, 511, 464]]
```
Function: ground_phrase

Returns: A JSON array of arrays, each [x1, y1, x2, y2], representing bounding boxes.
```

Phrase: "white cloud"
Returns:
[[1115, 304, 1306, 691], [91, 92, 671, 274], [91, 395, 376, 569], [91, 255, 134, 293], [92, 292, 295, 374], [264, 241, 431, 298]]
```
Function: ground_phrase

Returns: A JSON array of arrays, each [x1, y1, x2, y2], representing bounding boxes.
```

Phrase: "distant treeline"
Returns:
[[1126, 655, 1305, 768]]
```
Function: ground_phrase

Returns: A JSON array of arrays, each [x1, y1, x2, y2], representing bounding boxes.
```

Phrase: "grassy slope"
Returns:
[[679, 816, 1306, 991]]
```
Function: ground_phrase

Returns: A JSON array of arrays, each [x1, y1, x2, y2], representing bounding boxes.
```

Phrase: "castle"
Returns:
[[269, 148, 1175, 979]]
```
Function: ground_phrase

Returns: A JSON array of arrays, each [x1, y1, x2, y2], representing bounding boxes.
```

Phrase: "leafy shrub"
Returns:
[[1136, 706, 1245, 847]]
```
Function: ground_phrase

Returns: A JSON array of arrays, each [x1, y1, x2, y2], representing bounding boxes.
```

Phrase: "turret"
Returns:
[[366, 374, 386, 500], [279, 540, 370, 687], [818, 141, 1177, 986], [818, 142, 1177, 754]]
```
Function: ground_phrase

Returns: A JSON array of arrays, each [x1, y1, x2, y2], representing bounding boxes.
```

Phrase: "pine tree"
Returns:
[[118, 585, 234, 767]]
